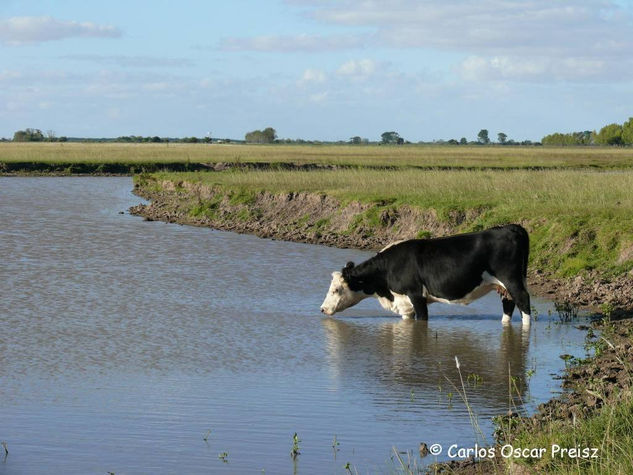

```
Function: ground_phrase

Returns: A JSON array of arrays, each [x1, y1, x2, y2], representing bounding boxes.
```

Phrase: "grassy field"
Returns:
[[3, 142, 633, 169], [145, 167, 633, 278]]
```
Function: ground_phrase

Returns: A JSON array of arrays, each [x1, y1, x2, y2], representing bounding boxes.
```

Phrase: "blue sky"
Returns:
[[1, 0, 632, 141]]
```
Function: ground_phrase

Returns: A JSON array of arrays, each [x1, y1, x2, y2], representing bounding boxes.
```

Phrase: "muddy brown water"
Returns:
[[0, 177, 587, 474]]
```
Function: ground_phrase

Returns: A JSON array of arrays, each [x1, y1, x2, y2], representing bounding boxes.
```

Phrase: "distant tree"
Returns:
[[542, 132, 577, 146], [262, 127, 277, 143], [477, 129, 490, 144], [459, 137, 468, 145], [622, 117, 633, 145], [13, 130, 27, 141], [447, 139, 459, 145], [575, 131, 593, 145], [349, 136, 362, 144], [381, 131, 402, 144], [13, 128, 45, 142], [497, 132, 507, 144], [245, 127, 277, 144], [594, 123, 623, 145]]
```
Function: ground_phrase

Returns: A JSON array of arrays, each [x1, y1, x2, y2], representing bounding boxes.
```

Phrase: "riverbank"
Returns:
[[130, 172, 633, 311]]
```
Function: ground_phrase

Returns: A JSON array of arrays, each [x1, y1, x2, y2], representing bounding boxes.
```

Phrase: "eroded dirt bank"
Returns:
[[130, 178, 633, 311]]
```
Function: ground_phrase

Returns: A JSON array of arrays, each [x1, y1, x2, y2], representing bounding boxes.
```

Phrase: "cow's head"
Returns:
[[320, 263, 367, 316]]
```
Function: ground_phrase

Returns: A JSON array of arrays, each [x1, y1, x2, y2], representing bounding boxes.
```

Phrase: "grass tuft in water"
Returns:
[[290, 433, 301, 459]]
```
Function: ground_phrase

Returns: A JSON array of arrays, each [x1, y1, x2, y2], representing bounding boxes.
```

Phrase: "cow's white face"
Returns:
[[320, 271, 366, 316]]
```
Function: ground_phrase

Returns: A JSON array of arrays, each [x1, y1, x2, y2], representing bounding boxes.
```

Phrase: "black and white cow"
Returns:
[[320, 224, 531, 325]]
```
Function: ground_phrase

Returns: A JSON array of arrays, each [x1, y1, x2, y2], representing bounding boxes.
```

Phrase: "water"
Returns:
[[0, 177, 588, 474]]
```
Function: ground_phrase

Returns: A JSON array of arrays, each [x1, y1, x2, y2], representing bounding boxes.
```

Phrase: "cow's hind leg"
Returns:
[[409, 294, 428, 320], [505, 280, 531, 326], [501, 297, 515, 324]]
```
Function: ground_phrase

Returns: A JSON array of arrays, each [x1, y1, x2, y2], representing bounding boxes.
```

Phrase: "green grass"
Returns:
[[139, 168, 633, 278], [506, 393, 633, 474], [3, 142, 633, 169]]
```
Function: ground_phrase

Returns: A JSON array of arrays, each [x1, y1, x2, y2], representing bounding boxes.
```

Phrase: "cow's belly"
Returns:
[[424, 271, 506, 306]]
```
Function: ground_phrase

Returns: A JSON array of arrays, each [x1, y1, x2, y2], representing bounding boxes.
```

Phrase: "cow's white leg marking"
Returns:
[[502, 314, 512, 324], [521, 311, 531, 326]]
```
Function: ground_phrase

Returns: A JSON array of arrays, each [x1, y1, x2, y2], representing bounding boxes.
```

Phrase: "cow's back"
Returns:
[[378, 224, 529, 300]]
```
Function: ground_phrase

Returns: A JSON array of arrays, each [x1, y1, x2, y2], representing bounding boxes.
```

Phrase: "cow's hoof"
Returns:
[[501, 314, 512, 324]]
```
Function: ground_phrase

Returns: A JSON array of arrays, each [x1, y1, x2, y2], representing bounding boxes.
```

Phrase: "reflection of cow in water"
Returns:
[[322, 318, 531, 406], [321, 225, 531, 325]]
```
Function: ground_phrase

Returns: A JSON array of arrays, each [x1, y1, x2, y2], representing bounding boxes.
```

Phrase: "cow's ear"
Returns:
[[342, 261, 355, 280]]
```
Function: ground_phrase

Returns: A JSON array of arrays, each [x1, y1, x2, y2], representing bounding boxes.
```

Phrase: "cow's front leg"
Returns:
[[409, 294, 428, 320]]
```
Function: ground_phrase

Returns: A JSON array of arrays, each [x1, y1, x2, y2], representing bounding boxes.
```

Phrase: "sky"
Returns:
[[1, 0, 633, 142]]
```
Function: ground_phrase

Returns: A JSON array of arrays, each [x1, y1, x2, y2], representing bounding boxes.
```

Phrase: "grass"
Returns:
[[505, 392, 633, 474], [142, 167, 633, 278], [3, 142, 633, 169]]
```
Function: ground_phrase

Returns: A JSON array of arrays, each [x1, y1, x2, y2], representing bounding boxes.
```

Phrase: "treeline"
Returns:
[[116, 135, 215, 143], [13, 128, 68, 142], [10, 129, 233, 144], [542, 118, 633, 146]]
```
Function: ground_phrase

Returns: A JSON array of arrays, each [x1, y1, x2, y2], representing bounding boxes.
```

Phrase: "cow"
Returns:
[[320, 224, 531, 325]]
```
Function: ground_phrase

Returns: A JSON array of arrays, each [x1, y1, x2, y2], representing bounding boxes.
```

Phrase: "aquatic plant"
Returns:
[[467, 372, 484, 387], [290, 432, 301, 459], [554, 301, 579, 322]]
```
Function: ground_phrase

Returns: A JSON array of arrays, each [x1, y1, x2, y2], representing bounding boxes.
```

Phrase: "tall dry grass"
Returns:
[[157, 168, 633, 219], [3, 142, 633, 168]]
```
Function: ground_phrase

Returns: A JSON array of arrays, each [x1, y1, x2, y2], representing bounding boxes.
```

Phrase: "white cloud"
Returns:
[[0, 70, 22, 81], [294, 0, 633, 81], [306, 0, 633, 57], [458, 55, 614, 82], [61, 55, 193, 68], [143, 82, 170, 92], [309, 91, 329, 103], [219, 33, 365, 52], [0, 16, 121, 45], [300, 68, 326, 83], [337, 59, 377, 77]]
